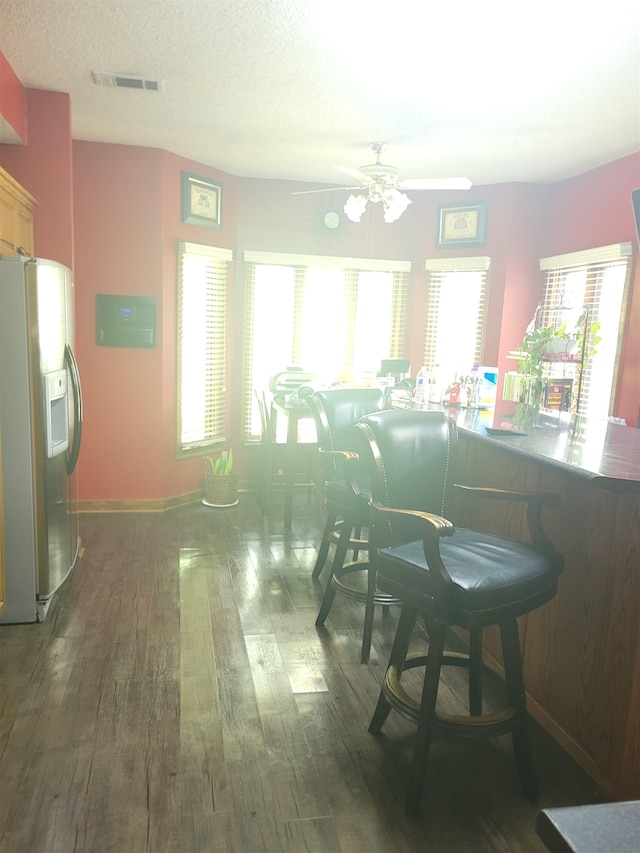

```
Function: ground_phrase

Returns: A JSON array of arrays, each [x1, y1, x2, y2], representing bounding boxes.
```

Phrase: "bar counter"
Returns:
[[450, 406, 640, 493], [442, 405, 640, 801]]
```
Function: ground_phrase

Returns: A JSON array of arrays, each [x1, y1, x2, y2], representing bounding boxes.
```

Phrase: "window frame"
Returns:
[[422, 256, 491, 375], [176, 240, 233, 457], [538, 242, 633, 419], [242, 251, 411, 443]]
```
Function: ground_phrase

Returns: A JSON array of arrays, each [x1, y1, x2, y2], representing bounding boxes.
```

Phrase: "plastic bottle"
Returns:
[[429, 363, 443, 403], [413, 366, 430, 410]]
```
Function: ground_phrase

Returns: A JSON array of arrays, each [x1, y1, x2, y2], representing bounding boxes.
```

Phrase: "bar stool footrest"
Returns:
[[332, 561, 403, 607], [383, 654, 518, 735]]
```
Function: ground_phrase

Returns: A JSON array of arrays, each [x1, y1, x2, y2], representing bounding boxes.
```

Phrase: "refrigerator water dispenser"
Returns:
[[44, 368, 69, 457]]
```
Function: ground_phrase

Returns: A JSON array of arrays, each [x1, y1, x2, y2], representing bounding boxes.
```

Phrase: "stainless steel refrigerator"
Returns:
[[0, 255, 83, 623]]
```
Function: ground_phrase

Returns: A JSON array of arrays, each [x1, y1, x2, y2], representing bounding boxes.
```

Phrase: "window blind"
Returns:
[[176, 241, 232, 453], [423, 257, 490, 376], [538, 243, 632, 419], [242, 255, 409, 442]]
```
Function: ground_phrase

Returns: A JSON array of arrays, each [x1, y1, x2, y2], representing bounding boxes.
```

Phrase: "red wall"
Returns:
[[0, 51, 26, 142], [0, 89, 74, 267], [1, 82, 639, 502], [72, 142, 235, 502], [544, 154, 640, 427], [235, 178, 555, 382]]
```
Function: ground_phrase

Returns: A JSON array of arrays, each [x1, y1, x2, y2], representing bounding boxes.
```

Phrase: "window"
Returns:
[[539, 242, 632, 419], [423, 257, 490, 378], [176, 241, 233, 454], [243, 251, 410, 441]]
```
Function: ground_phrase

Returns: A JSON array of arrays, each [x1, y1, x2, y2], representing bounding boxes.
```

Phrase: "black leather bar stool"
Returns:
[[306, 388, 401, 663], [355, 410, 564, 816]]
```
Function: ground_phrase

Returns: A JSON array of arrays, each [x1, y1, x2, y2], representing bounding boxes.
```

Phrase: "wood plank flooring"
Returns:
[[0, 493, 604, 852]]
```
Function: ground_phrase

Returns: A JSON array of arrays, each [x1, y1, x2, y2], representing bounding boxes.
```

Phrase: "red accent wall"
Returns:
[[544, 154, 640, 427], [0, 51, 26, 142], [0, 88, 74, 268], [1, 80, 638, 500], [72, 142, 236, 501]]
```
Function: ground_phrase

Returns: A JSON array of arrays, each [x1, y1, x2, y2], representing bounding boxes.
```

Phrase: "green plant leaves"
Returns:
[[204, 448, 234, 475]]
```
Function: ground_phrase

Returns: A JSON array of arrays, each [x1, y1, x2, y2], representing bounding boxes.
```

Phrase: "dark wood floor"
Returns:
[[0, 492, 603, 852]]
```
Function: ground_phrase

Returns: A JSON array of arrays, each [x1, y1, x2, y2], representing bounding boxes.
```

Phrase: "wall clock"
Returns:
[[323, 211, 341, 230], [309, 197, 348, 243]]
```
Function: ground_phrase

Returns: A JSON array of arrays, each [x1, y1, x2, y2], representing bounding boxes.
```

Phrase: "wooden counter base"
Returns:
[[454, 429, 640, 801]]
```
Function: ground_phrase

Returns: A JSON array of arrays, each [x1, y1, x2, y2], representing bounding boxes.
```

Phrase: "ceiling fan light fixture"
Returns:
[[382, 188, 411, 223], [344, 188, 412, 224], [314, 144, 470, 224], [344, 193, 368, 222]]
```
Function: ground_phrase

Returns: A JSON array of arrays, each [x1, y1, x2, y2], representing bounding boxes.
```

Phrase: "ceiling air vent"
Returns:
[[92, 72, 164, 91]]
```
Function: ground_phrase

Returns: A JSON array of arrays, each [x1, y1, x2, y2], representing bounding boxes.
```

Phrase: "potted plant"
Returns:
[[513, 313, 600, 426], [202, 449, 239, 507]]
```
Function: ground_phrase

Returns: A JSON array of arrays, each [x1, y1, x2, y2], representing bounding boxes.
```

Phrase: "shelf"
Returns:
[[541, 353, 581, 363], [507, 350, 580, 363]]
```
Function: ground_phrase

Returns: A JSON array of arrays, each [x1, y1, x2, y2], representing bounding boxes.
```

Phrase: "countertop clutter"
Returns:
[[443, 405, 640, 493]]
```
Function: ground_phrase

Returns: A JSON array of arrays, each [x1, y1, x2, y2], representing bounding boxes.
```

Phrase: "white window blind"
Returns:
[[423, 257, 490, 377], [243, 252, 410, 441], [177, 241, 232, 453], [538, 242, 632, 419]]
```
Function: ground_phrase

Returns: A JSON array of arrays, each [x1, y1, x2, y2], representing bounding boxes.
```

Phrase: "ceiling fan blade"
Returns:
[[399, 177, 472, 190], [337, 165, 370, 182], [291, 185, 359, 195]]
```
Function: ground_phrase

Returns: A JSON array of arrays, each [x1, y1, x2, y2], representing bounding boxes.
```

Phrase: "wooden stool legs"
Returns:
[[500, 619, 538, 803], [370, 607, 539, 815], [311, 509, 338, 579]]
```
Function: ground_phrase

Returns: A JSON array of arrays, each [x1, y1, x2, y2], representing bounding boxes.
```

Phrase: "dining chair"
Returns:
[[306, 387, 401, 663], [253, 389, 316, 512], [355, 409, 564, 815]]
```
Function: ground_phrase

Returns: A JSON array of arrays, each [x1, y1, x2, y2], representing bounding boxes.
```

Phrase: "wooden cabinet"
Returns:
[[0, 165, 36, 256]]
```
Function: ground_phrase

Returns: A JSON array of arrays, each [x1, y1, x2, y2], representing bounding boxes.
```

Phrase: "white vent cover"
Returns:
[[92, 71, 164, 91]]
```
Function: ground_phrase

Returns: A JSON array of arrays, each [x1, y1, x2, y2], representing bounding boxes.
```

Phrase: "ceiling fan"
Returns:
[[293, 142, 471, 223]]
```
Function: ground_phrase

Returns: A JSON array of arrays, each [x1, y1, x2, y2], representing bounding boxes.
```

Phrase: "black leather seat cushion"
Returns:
[[378, 528, 564, 623]]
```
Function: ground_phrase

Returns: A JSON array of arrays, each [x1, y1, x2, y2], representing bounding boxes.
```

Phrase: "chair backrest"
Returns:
[[308, 388, 385, 452], [355, 409, 457, 542], [254, 389, 273, 444], [307, 388, 385, 480]]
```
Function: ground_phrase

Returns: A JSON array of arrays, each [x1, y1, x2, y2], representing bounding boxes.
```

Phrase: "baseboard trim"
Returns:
[[77, 491, 203, 513], [76, 482, 318, 514]]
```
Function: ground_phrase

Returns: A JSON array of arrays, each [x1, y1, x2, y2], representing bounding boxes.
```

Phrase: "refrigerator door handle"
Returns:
[[64, 343, 83, 476]]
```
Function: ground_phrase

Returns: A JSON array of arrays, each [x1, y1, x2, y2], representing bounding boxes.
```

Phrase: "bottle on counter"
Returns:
[[443, 380, 462, 407], [413, 366, 430, 410]]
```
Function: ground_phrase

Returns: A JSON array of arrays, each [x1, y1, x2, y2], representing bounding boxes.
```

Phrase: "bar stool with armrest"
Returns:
[[306, 388, 401, 663], [355, 409, 564, 816]]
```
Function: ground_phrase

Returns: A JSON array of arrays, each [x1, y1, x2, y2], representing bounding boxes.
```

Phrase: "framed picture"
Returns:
[[437, 202, 487, 249], [181, 172, 222, 229]]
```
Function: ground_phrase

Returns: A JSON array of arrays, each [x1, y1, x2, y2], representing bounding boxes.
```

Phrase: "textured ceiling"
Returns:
[[1, 0, 639, 188]]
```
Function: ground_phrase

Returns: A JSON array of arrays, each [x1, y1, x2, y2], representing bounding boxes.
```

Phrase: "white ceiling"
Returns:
[[1, 0, 639, 188]]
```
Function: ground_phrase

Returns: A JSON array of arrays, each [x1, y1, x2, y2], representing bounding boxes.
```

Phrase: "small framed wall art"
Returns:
[[181, 172, 222, 229], [437, 202, 487, 249]]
